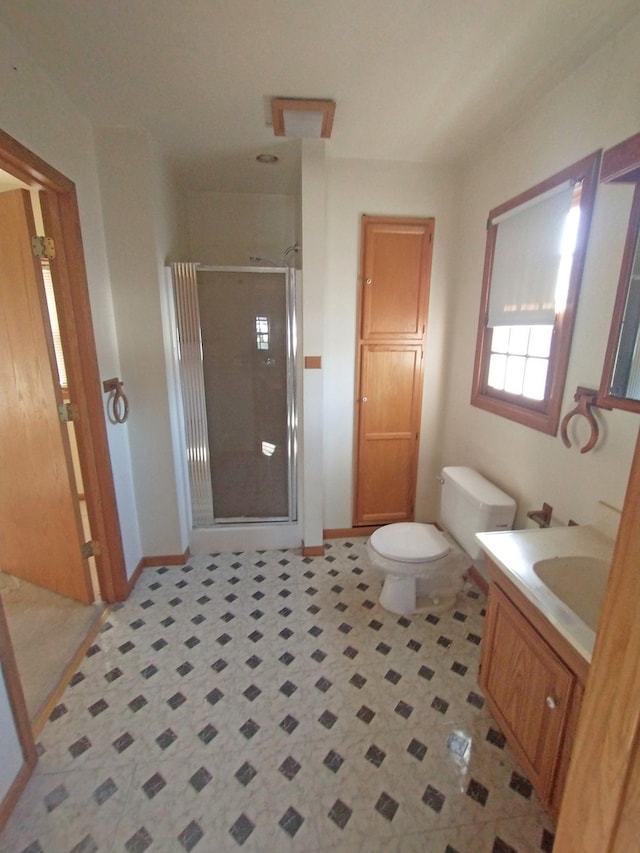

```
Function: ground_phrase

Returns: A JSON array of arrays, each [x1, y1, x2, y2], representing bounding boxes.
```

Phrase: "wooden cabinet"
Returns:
[[353, 216, 434, 526], [479, 565, 587, 818]]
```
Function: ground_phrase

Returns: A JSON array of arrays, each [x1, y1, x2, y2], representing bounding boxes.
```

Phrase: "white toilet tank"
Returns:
[[440, 466, 516, 561]]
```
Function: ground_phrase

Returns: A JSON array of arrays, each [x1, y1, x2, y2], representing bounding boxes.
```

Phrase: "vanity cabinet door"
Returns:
[[480, 584, 574, 803]]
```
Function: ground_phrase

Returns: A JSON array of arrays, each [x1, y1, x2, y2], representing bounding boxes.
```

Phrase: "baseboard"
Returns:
[[301, 544, 325, 557], [129, 548, 190, 594], [0, 757, 36, 834], [31, 604, 110, 738], [323, 526, 379, 539], [468, 565, 489, 595]]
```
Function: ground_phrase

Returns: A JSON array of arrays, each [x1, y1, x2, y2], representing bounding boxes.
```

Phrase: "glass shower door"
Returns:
[[173, 264, 297, 526]]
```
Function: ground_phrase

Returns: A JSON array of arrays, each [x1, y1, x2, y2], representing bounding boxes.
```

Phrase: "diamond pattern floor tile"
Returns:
[[0, 539, 555, 852]]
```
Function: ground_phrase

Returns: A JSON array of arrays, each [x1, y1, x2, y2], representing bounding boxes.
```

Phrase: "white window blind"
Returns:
[[487, 181, 575, 327]]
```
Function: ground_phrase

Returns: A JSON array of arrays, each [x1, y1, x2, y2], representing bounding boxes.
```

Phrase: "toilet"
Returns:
[[366, 466, 516, 615]]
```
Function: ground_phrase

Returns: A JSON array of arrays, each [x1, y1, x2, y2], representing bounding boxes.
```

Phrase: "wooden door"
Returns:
[[0, 189, 93, 603], [353, 216, 433, 526], [354, 344, 423, 524]]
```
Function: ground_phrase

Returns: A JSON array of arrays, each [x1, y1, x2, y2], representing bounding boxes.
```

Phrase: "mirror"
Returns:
[[599, 131, 640, 412]]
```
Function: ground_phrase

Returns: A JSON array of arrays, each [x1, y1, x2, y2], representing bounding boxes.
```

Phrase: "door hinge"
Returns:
[[31, 235, 56, 260], [58, 402, 80, 423], [81, 540, 101, 559]]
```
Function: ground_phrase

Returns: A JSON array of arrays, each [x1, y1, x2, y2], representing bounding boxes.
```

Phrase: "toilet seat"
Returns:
[[370, 523, 450, 563]]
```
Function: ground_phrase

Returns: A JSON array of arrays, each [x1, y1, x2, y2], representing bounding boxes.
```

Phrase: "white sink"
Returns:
[[533, 555, 610, 632]]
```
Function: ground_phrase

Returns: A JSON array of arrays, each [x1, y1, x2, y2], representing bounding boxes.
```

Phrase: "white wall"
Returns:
[[0, 18, 141, 797], [187, 191, 297, 265], [440, 15, 640, 534], [323, 158, 461, 527], [94, 128, 187, 560]]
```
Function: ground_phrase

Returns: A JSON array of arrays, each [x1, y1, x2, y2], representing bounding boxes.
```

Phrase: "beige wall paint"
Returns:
[[440, 15, 640, 541], [187, 191, 297, 266], [324, 158, 461, 528]]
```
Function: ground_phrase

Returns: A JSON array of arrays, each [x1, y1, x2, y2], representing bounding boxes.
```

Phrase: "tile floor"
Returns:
[[0, 539, 556, 853]]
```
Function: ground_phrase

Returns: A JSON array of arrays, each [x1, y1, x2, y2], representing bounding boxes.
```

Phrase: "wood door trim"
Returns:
[[0, 127, 128, 604]]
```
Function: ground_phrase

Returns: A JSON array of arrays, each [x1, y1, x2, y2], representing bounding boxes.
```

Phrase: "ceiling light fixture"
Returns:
[[271, 97, 335, 139]]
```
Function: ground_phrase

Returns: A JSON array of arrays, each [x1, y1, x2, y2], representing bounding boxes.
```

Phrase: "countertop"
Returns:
[[475, 525, 614, 662]]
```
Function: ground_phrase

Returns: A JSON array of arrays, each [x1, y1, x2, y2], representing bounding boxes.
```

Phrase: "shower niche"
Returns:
[[172, 264, 298, 527]]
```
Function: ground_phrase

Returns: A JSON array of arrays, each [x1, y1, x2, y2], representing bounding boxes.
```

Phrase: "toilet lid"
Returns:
[[370, 523, 450, 563]]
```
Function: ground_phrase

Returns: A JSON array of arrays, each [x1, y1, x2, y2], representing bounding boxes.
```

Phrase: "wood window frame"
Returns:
[[471, 151, 601, 435]]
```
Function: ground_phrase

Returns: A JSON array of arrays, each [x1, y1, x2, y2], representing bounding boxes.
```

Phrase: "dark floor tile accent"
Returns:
[[128, 695, 148, 712], [280, 680, 298, 697], [375, 791, 399, 821], [328, 799, 352, 829], [431, 696, 449, 714], [369, 619, 383, 631], [356, 705, 375, 724], [93, 777, 118, 805], [362, 600, 376, 610], [119, 641, 135, 655], [279, 755, 301, 780], [437, 635, 452, 649], [315, 676, 332, 693], [407, 738, 427, 761], [140, 665, 158, 680], [467, 632, 482, 645], [376, 642, 391, 655], [111, 732, 133, 752], [395, 700, 413, 719], [509, 771, 533, 799], [318, 709, 337, 729], [419, 665, 435, 680], [279, 652, 295, 666], [105, 667, 123, 682], [234, 762, 257, 787], [343, 645, 359, 659], [311, 649, 327, 663], [492, 838, 517, 853], [243, 684, 261, 701], [239, 718, 260, 739], [452, 661, 468, 676], [350, 673, 367, 689], [156, 728, 177, 750], [178, 820, 204, 851], [467, 691, 485, 709], [177, 662, 194, 678], [167, 692, 187, 709], [49, 703, 67, 722], [466, 778, 489, 806], [198, 723, 218, 745], [487, 727, 506, 749], [279, 715, 299, 734], [229, 813, 255, 846], [245, 655, 262, 669], [407, 639, 422, 652], [397, 616, 411, 628], [44, 783, 68, 812], [279, 806, 304, 838], [365, 744, 386, 767], [323, 749, 344, 773], [206, 688, 224, 706], [541, 828, 556, 852], [385, 669, 401, 684], [422, 784, 446, 813], [142, 772, 166, 799], [69, 736, 91, 758]]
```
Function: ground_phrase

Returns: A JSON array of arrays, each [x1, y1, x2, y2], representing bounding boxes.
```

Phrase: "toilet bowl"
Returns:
[[366, 522, 468, 615], [366, 467, 517, 615]]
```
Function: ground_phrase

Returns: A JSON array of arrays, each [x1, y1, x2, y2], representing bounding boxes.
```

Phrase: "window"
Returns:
[[255, 315, 270, 350], [471, 151, 601, 434]]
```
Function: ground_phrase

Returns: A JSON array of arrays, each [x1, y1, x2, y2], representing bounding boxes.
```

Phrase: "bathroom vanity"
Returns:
[[475, 526, 614, 819]]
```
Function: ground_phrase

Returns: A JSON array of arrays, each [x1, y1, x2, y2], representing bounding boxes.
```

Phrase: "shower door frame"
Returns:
[[174, 264, 298, 527]]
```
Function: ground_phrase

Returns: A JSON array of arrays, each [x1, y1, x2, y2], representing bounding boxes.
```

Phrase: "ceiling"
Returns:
[[1, 1, 638, 194]]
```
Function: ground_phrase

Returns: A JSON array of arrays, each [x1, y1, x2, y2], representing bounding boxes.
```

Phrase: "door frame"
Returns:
[[0, 128, 128, 603], [0, 128, 128, 827]]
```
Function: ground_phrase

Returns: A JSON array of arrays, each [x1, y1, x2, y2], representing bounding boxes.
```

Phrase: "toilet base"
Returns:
[[379, 573, 459, 616], [366, 532, 469, 616]]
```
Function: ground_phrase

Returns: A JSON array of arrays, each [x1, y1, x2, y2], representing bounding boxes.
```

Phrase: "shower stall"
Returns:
[[171, 263, 298, 528]]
